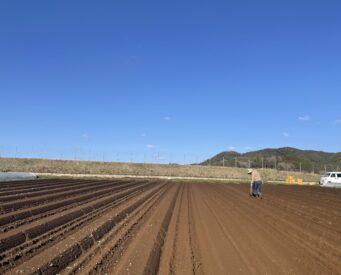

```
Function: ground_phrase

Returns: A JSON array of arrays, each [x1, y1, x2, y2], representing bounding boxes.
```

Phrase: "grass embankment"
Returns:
[[0, 157, 320, 183]]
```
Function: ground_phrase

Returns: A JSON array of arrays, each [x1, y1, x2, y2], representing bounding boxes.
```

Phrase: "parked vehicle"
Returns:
[[319, 172, 341, 187]]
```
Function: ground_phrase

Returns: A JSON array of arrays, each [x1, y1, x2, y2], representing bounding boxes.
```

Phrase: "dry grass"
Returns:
[[0, 157, 320, 182]]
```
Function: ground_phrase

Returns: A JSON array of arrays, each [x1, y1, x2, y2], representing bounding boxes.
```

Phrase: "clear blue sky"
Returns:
[[1, 1, 340, 163]]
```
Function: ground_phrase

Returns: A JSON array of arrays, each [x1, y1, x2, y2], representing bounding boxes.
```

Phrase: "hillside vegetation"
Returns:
[[202, 147, 341, 173], [0, 157, 319, 182]]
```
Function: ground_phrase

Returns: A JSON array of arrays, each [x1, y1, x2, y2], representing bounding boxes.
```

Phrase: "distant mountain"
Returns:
[[201, 147, 341, 173]]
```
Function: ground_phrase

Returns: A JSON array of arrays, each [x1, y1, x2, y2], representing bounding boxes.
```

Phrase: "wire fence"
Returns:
[[209, 156, 341, 174], [0, 145, 211, 165], [0, 146, 339, 174]]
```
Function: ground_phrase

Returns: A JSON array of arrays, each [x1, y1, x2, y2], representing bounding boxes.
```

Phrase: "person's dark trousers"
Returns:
[[254, 181, 262, 197], [251, 182, 257, 196]]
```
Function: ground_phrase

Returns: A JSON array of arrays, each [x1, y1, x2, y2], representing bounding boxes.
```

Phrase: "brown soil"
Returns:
[[1, 179, 340, 274]]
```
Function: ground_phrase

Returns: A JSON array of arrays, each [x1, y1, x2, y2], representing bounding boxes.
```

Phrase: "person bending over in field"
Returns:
[[248, 168, 262, 198]]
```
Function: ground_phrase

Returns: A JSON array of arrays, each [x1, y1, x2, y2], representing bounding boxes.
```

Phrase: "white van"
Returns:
[[319, 172, 341, 187]]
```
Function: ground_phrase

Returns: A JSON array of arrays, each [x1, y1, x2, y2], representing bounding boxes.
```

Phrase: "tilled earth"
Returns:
[[0, 178, 340, 275]]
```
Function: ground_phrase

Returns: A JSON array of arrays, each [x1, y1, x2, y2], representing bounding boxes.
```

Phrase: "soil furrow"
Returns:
[[0, 179, 121, 202], [0, 180, 137, 213], [1, 179, 340, 275], [0, 183, 154, 272], [66, 182, 170, 275], [0, 180, 144, 231], [7, 183, 165, 275]]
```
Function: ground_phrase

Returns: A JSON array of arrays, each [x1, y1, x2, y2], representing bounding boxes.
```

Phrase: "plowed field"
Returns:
[[1, 179, 340, 274]]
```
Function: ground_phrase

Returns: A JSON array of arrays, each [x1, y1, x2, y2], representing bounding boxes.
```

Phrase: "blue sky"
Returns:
[[1, 1, 340, 163]]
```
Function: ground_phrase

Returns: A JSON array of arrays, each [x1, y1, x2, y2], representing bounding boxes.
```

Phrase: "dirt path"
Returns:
[[0, 179, 340, 274]]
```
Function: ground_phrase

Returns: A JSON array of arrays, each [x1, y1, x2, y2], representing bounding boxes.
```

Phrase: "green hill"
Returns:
[[201, 147, 341, 173]]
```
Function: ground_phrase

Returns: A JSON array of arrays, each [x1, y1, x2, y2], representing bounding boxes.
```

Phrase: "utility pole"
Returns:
[[299, 162, 302, 173], [248, 160, 251, 168], [223, 157, 225, 167], [235, 157, 237, 168], [261, 158, 264, 169]]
